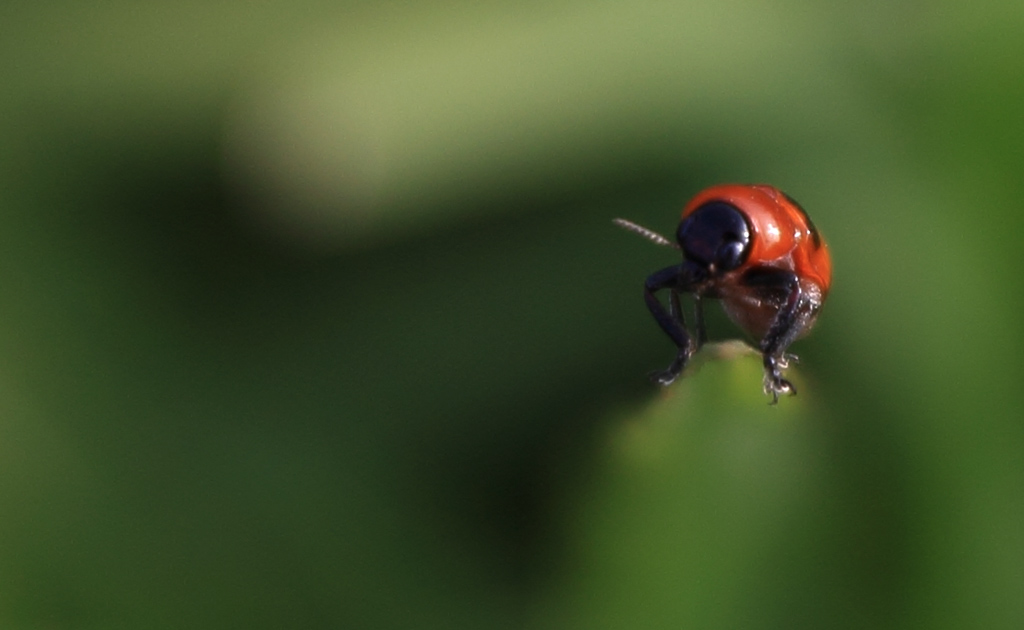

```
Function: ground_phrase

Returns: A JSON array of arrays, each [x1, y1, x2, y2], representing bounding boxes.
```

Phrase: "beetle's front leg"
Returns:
[[643, 265, 695, 385]]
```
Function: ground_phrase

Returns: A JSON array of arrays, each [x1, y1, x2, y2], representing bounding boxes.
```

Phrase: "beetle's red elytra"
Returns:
[[614, 184, 831, 403]]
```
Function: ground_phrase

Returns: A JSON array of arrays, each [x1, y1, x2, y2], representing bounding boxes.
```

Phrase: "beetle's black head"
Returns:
[[677, 201, 752, 274]]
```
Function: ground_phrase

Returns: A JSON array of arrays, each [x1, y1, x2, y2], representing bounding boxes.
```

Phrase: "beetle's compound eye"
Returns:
[[677, 201, 752, 272]]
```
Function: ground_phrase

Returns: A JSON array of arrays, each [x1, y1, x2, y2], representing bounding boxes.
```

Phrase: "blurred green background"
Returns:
[[2, 1, 1023, 628]]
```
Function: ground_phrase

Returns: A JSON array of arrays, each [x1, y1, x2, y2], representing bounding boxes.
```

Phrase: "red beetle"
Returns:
[[615, 184, 831, 402]]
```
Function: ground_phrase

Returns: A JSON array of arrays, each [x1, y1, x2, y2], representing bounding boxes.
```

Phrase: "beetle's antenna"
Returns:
[[613, 218, 681, 250]]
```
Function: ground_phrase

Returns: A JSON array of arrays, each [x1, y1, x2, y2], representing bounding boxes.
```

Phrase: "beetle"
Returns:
[[615, 184, 831, 402]]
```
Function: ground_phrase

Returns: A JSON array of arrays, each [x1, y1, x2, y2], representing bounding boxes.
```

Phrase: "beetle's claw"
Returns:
[[648, 352, 689, 386], [763, 371, 796, 404], [761, 352, 798, 404], [778, 353, 800, 369], [649, 369, 679, 386]]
